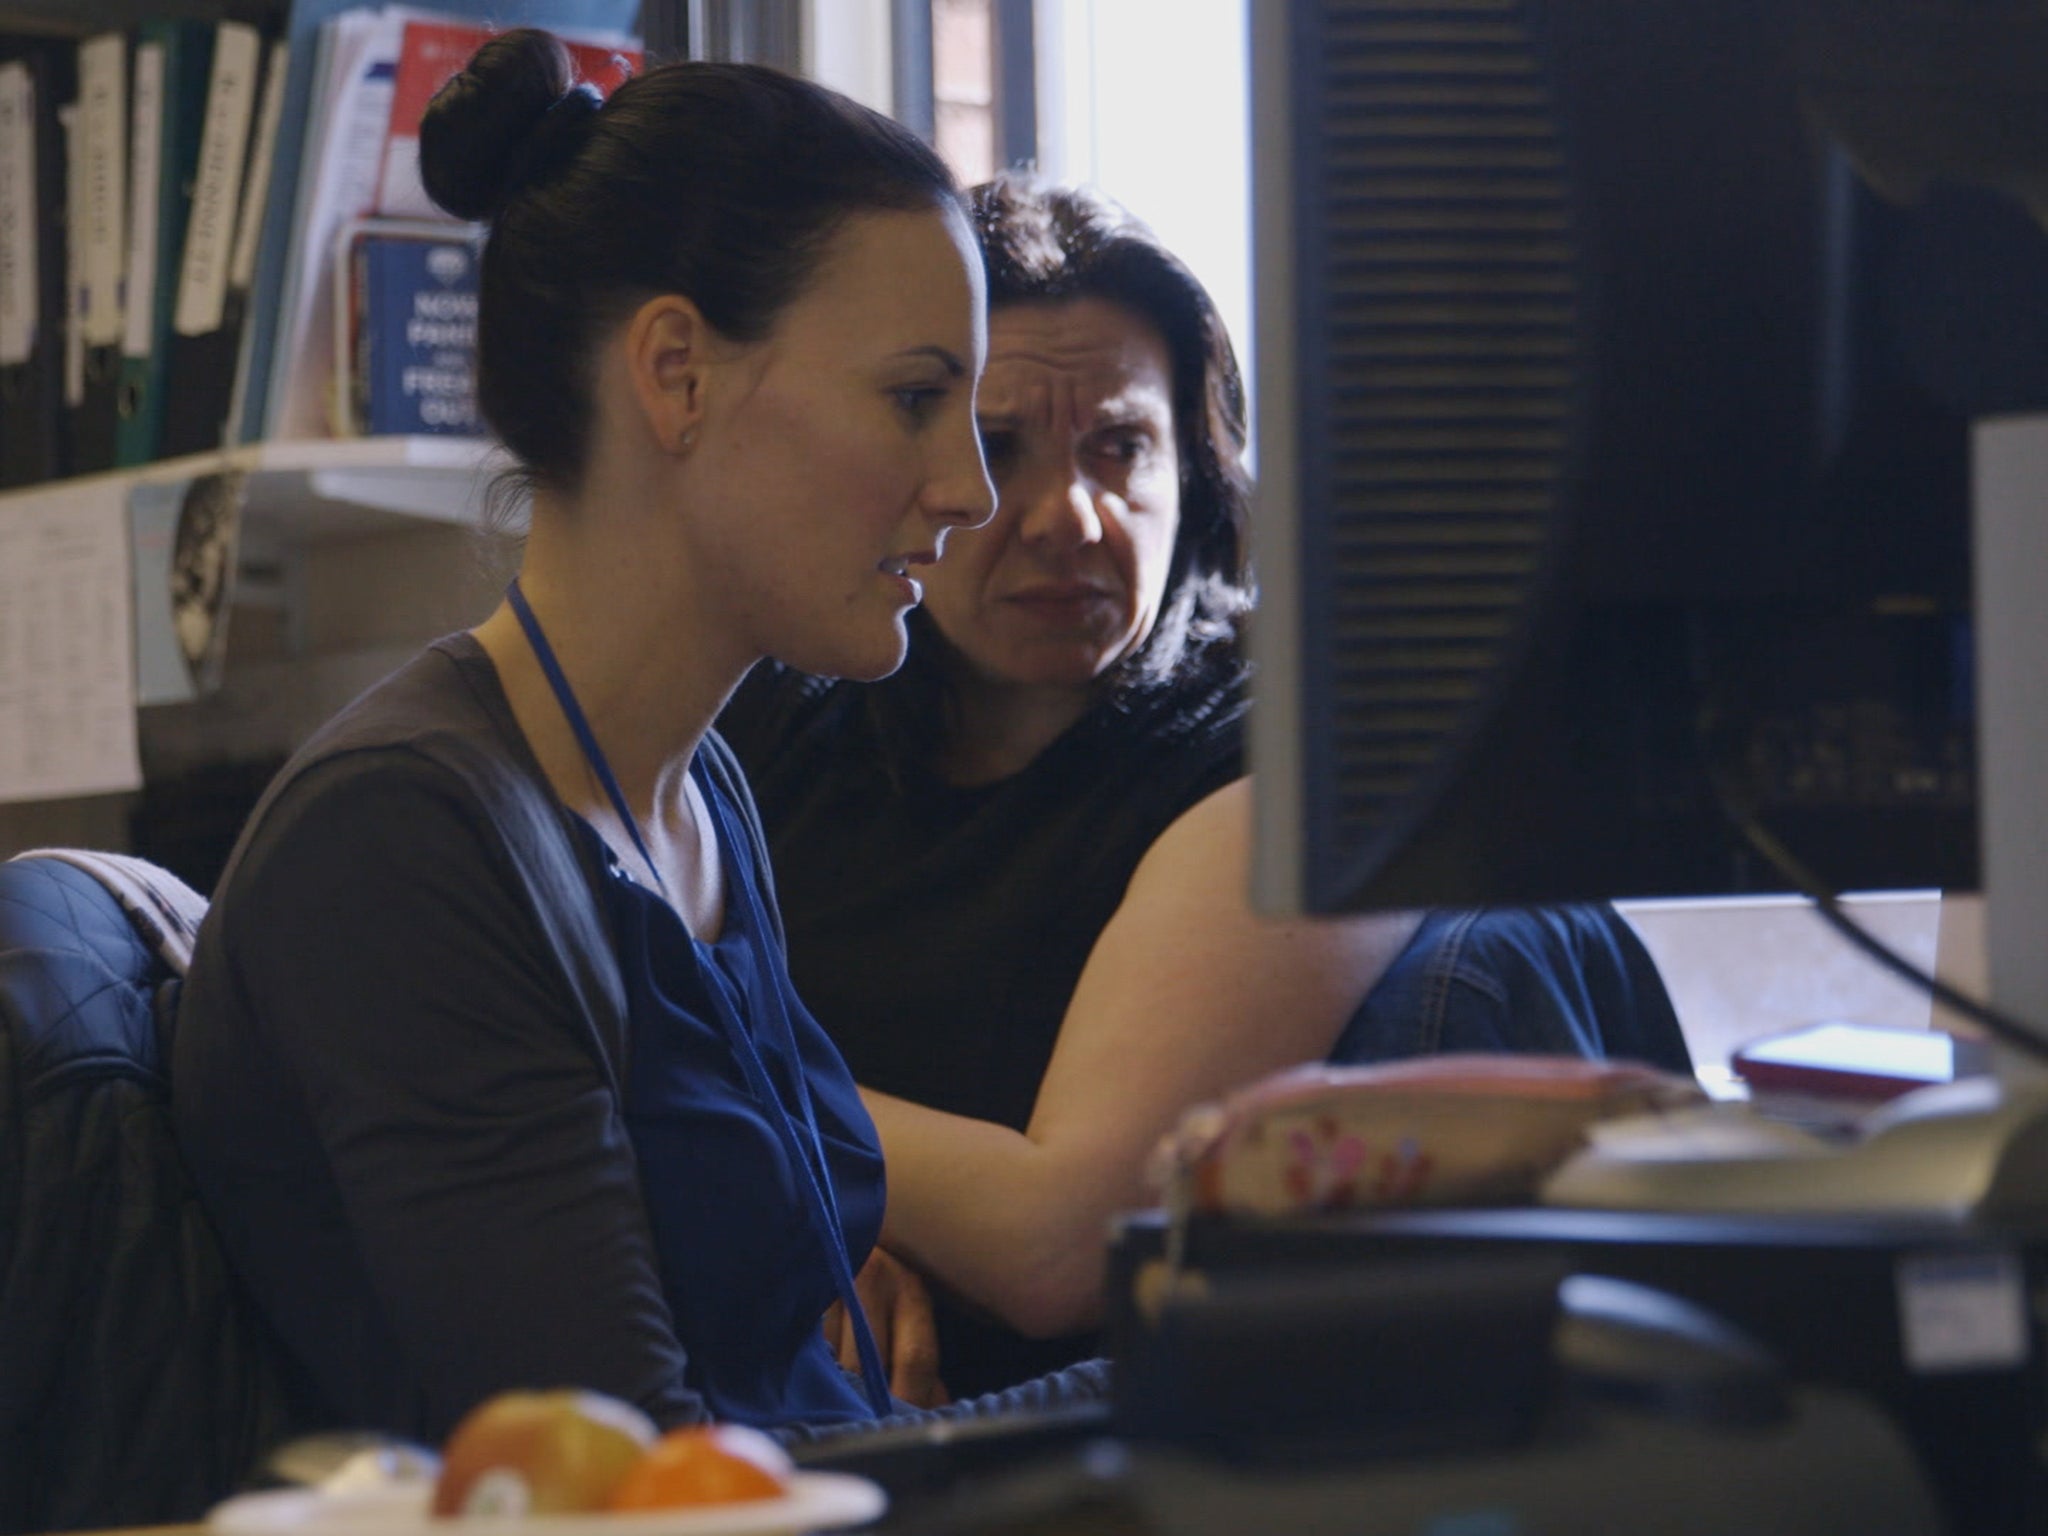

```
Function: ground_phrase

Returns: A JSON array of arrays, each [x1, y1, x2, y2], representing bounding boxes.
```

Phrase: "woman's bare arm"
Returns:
[[867, 776, 1421, 1337]]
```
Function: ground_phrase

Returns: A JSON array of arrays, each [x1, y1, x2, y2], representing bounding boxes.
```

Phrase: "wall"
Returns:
[[805, 0, 893, 113], [1617, 893, 1955, 1089]]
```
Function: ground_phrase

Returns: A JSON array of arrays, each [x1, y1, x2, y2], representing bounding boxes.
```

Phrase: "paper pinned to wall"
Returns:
[[131, 470, 247, 704], [0, 477, 142, 804]]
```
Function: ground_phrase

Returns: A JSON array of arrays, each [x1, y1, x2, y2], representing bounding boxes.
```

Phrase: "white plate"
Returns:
[[207, 1474, 887, 1536]]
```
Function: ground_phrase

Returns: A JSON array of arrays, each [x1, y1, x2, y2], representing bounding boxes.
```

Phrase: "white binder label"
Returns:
[[123, 41, 165, 359], [0, 62, 34, 368], [78, 31, 127, 348], [60, 103, 81, 407], [1897, 1248, 2030, 1372], [229, 39, 288, 291], [174, 22, 259, 338]]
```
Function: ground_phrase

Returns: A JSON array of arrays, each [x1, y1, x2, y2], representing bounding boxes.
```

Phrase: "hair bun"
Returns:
[[419, 29, 599, 221]]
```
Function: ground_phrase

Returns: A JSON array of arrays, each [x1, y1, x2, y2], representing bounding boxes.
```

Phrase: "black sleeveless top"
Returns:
[[720, 644, 1249, 1396], [721, 644, 1691, 1398]]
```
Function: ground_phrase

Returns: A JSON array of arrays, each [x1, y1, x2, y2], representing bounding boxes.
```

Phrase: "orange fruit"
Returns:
[[607, 1424, 792, 1510]]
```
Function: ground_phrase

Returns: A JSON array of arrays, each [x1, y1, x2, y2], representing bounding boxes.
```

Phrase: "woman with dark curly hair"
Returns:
[[722, 172, 1691, 1403]]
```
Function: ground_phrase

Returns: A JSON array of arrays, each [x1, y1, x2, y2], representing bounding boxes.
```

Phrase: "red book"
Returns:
[[1733, 1021, 1988, 1104]]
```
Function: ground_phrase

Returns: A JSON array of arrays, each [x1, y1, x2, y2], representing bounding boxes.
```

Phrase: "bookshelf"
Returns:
[[0, 0, 229, 39], [0, 433, 512, 537], [0, 0, 634, 850]]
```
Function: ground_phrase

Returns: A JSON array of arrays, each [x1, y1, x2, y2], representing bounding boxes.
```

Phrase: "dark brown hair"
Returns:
[[870, 171, 1255, 766], [972, 171, 1253, 638], [418, 29, 960, 496]]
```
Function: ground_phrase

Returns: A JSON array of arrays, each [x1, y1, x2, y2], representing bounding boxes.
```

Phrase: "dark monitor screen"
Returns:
[[1249, 0, 2048, 913]]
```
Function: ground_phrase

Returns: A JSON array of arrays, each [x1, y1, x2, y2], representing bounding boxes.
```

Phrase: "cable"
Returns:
[[1705, 758, 2048, 1062]]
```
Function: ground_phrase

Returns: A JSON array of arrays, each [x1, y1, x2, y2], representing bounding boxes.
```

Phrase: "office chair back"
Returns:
[[0, 855, 298, 1533]]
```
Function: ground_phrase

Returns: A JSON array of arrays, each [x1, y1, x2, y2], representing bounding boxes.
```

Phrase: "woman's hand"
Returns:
[[825, 1247, 950, 1408]]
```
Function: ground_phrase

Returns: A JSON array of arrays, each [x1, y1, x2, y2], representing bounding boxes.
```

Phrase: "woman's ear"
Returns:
[[622, 293, 709, 457]]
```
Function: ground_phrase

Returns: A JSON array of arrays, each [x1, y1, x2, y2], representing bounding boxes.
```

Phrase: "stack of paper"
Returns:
[[250, 2, 639, 446]]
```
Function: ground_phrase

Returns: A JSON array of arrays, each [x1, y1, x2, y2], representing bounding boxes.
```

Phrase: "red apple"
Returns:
[[432, 1388, 656, 1517]]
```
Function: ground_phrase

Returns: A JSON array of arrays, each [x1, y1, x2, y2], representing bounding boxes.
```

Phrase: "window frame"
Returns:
[[895, 0, 1035, 167]]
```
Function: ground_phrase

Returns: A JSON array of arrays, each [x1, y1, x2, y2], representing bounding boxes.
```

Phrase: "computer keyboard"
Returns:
[[788, 1397, 1112, 1506]]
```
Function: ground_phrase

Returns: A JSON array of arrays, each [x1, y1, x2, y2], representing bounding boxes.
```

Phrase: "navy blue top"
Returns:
[[504, 576, 890, 1426], [586, 786, 888, 1428]]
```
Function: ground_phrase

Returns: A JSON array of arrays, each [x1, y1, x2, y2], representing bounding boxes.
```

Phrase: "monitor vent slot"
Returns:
[[1307, 0, 1582, 843]]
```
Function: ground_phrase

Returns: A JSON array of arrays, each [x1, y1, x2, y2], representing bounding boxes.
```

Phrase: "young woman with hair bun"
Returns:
[[171, 30, 1090, 1443]]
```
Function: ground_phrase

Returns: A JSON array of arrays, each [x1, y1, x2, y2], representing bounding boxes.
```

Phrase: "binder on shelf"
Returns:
[[219, 35, 292, 455], [0, 37, 73, 489], [262, 3, 404, 445], [68, 29, 128, 476], [59, 91, 82, 471], [116, 19, 217, 468], [158, 18, 264, 460]]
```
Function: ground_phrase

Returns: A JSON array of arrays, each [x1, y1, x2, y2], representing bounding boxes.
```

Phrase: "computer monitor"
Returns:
[[1248, 0, 2048, 925], [1246, 0, 2048, 1212]]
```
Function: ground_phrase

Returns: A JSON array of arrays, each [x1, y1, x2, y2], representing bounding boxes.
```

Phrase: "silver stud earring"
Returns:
[[680, 429, 697, 451]]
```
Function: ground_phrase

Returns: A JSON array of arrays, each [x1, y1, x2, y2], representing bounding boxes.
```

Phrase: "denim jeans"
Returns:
[[1331, 905, 1693, 1075]]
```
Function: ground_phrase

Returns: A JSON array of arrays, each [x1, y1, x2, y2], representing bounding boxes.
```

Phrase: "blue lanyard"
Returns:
[[505, 579, 894, 1418]]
